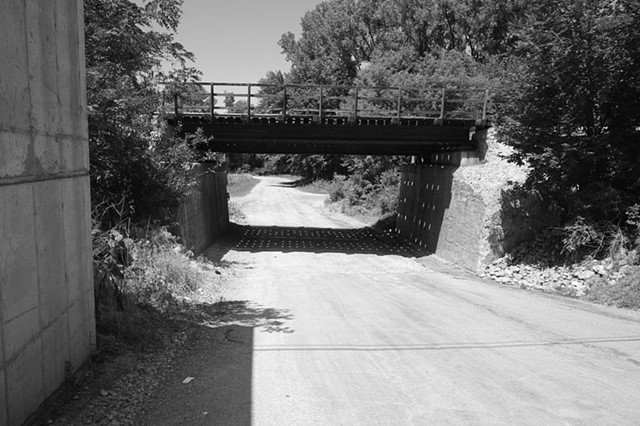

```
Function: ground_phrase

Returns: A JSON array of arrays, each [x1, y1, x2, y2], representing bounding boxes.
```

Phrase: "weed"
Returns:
[[227, 173, 260, 197], [586, 266, 640, 309], [561, 217, 602, 257], [228, 201, 247, 223], [93, 208, 218, 352], [124, 230, 207, 311]]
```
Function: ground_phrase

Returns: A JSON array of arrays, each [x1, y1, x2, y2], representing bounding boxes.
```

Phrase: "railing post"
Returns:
[[210, 83, 215, 123], [352, 85, 359, 123], [396, 88, 402, 124], [482, 88, 489, 121], [319, 86, 324, 123], [282, 85, 287, 118], [161, 88, 166, 119], [247, 84, 252, 119], [439, 88, 446, 122]]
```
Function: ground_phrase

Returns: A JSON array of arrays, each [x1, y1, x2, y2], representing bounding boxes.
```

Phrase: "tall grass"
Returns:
[[227, 173, 260, 198], [587, 265, 640, 309], [93, 221, 219, 351]]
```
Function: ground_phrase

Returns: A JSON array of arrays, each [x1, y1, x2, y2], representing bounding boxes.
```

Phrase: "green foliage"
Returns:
[[323, 156, 403, 218], [261, 154, 346, 181], [626, 204, 640, 247], [266, 0, 520, 190], [327, 169, 400, 218], [561, 217, 602, 256], [86, 0, 202, 225], [227, 173, 261, 198], [124, 229, 208, 310], [500, 0, 640, 226], [587, 266, 640, 309], [92, 214, 219, 347], [279, 0, 530, 86]]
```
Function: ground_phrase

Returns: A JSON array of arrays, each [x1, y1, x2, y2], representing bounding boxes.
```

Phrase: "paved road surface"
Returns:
[[140, 176, 640, 425]]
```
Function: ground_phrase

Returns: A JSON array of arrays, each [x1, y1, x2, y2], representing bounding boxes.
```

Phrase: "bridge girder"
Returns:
[[172, 117, 487, 156]]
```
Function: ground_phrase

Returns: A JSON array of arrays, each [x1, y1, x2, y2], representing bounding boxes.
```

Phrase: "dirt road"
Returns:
[[140, 176, 640, 425]]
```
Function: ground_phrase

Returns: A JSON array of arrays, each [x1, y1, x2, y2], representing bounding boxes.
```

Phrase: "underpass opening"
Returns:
[[166, 82, 493, 269], [220, 173, 433, 260]]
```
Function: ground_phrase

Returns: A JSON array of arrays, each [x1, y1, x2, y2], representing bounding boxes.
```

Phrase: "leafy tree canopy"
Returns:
[[85, 0, 203, 224], [501, 0, 640, 225], [279, 0, 531, 86]]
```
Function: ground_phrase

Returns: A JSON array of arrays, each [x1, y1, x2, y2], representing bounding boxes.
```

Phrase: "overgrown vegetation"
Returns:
[[91, 201, 222, 354], [84, 0, 225, 353], [500, 0, 640, 254], [587, 266, 640, 309], [322, 159, 401, 221], [227, 173, 261, 198]]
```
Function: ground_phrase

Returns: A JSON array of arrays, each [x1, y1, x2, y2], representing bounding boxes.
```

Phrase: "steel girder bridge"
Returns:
[[164, 82, 492, 156]]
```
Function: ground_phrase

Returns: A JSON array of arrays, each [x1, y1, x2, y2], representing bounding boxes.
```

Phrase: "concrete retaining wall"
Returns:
[[397, 164, 486, 271], [177, 164, 229, 254], [0, 2, 95, 424], [396, 129, 524, 272]]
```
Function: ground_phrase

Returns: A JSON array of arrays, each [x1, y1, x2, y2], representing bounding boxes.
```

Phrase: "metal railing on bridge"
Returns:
[[163, 82, 491, 127]]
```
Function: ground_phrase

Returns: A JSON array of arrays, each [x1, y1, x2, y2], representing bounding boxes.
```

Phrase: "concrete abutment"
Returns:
[[396, 129, 522, 272], [0, 2, 94, 424], [177, 163, 229, 254]]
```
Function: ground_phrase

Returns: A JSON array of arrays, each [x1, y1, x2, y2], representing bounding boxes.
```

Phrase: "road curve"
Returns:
[[144, 176, 640, 425]]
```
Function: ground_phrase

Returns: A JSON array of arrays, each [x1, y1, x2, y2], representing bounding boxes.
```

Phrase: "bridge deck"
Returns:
[[165, 82, 492, 155]]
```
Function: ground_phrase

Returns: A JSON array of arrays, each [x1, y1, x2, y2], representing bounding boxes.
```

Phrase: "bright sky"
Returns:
[[173, 1, 323, 83]]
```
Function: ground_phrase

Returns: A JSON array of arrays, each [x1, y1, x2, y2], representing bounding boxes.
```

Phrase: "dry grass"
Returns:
[[586, 265, 640, 309], [227, 173, 260, 198], [94, 227, 223, 352]]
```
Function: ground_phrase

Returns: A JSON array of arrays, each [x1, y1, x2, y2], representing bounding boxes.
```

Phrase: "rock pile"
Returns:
[[482, 253, 637, 298]]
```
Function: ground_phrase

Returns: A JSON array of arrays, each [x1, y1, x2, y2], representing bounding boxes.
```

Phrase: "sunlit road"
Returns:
[[143, 176, 640, 425]]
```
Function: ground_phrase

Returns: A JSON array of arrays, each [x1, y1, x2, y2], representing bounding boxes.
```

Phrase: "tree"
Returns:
[[268, 0, 531, 184], [279, 0, 531, 86], [85, 0, 201, 223], [501, 0, 640, 226], [279, 0, 367, 85], [256, 70, 287, 113]]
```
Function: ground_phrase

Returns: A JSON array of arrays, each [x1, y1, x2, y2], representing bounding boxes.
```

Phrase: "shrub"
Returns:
[[561, 217, 603, 258], [227, 173, 260, 198], [587, 266, 640, 309], [92, 215, 217, 350], [124, 229, 206, 311]]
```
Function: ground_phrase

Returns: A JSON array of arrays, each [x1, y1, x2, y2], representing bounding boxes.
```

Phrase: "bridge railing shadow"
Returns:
[[230, 224, 429, 257]]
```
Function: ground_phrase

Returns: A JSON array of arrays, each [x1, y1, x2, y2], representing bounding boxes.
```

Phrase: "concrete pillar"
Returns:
[[0, 1, 95, 424]]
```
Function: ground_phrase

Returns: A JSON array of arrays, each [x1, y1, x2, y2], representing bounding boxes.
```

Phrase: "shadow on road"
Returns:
[[138, 299, 293, 425], [185, 300, 294, 334], [230, 224, 428, 257], [266, 178, 307, 188]]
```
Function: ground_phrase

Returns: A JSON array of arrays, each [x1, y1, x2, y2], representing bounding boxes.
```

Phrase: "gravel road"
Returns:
[[138, 175, 640, 425]]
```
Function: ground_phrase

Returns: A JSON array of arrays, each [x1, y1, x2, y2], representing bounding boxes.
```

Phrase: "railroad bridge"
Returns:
[[165, 82, 492, 156]]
